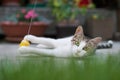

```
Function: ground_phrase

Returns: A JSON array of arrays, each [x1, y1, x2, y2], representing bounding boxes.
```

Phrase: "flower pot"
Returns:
[[2, 0, 21, 6], [86, 18, 115, 40], [56, 25, 77, 38], [116, 9, 120, 32], [0, 21, 48, 42], [56, 20, 80, 38]]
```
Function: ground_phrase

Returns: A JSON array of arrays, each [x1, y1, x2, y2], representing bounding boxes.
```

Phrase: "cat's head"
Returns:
[[71, 26, 102, 57]]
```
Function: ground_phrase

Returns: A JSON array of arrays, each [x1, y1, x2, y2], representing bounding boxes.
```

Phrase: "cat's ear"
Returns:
[[71, 26, 84, 46], [91, 37, 102, 44], [74, 26, 84, 35], [87, 37, 102, 48]]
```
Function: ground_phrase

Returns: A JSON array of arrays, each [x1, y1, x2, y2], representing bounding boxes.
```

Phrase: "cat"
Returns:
[[18, 26, 103, 58]]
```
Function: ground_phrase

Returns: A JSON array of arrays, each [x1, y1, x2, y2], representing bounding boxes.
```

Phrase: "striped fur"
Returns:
[[97, 40, 113, 49]]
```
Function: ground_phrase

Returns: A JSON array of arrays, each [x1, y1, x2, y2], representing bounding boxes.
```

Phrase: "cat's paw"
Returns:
[[24, 35, 36, 41]]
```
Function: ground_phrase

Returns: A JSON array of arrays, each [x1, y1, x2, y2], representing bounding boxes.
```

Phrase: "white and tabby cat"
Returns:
[[18, 26, 112, 58]]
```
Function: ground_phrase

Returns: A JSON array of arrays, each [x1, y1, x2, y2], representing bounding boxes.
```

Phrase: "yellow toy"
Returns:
[[19, 39, 30, 47]]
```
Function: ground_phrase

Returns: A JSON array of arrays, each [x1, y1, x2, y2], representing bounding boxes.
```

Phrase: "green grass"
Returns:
[[0, 53, 120, 80]]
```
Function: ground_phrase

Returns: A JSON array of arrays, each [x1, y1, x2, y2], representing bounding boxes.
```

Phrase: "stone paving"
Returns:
[[0, 41, 120, 58]]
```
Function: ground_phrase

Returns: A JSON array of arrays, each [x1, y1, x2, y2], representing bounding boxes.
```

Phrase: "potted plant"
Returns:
[[48, 0, 94, 38], [0, 9, 49, 42], [86, 13, 115, 40]]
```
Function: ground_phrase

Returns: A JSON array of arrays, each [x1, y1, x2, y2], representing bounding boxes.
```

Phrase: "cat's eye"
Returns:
[[75, 41, 79, 46], [83, 47, 87, 50]]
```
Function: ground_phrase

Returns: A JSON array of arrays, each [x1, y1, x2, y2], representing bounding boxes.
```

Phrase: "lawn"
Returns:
[[0, 53, 120, 80]]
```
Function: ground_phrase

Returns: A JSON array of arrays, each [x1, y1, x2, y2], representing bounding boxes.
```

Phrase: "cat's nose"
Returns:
[[78, 50, 86, 57]]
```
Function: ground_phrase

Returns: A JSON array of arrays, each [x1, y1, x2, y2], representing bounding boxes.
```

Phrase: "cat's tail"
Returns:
[[97, 40, 113, 49]]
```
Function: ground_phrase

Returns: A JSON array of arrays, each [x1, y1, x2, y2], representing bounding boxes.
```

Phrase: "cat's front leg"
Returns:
[[24, 35, 39, 43], [24, 35, 57, 48], [19, 46, 56, 56]]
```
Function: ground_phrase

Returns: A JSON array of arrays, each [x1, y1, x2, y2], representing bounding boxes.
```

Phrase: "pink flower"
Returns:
[[26, 10, 38, 18], [21, 9, 26, 14], [17, 9, 39, 21], [27, 10, 35, 16], [25, 14, 31, 19]]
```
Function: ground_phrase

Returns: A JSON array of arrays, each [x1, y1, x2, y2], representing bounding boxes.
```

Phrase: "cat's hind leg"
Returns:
[[18, 46, 55, 56]]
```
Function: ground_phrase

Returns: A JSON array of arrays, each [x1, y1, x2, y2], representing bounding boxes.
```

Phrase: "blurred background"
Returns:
[[0, 0, 120, 42], [0, 1, 120, 80]]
